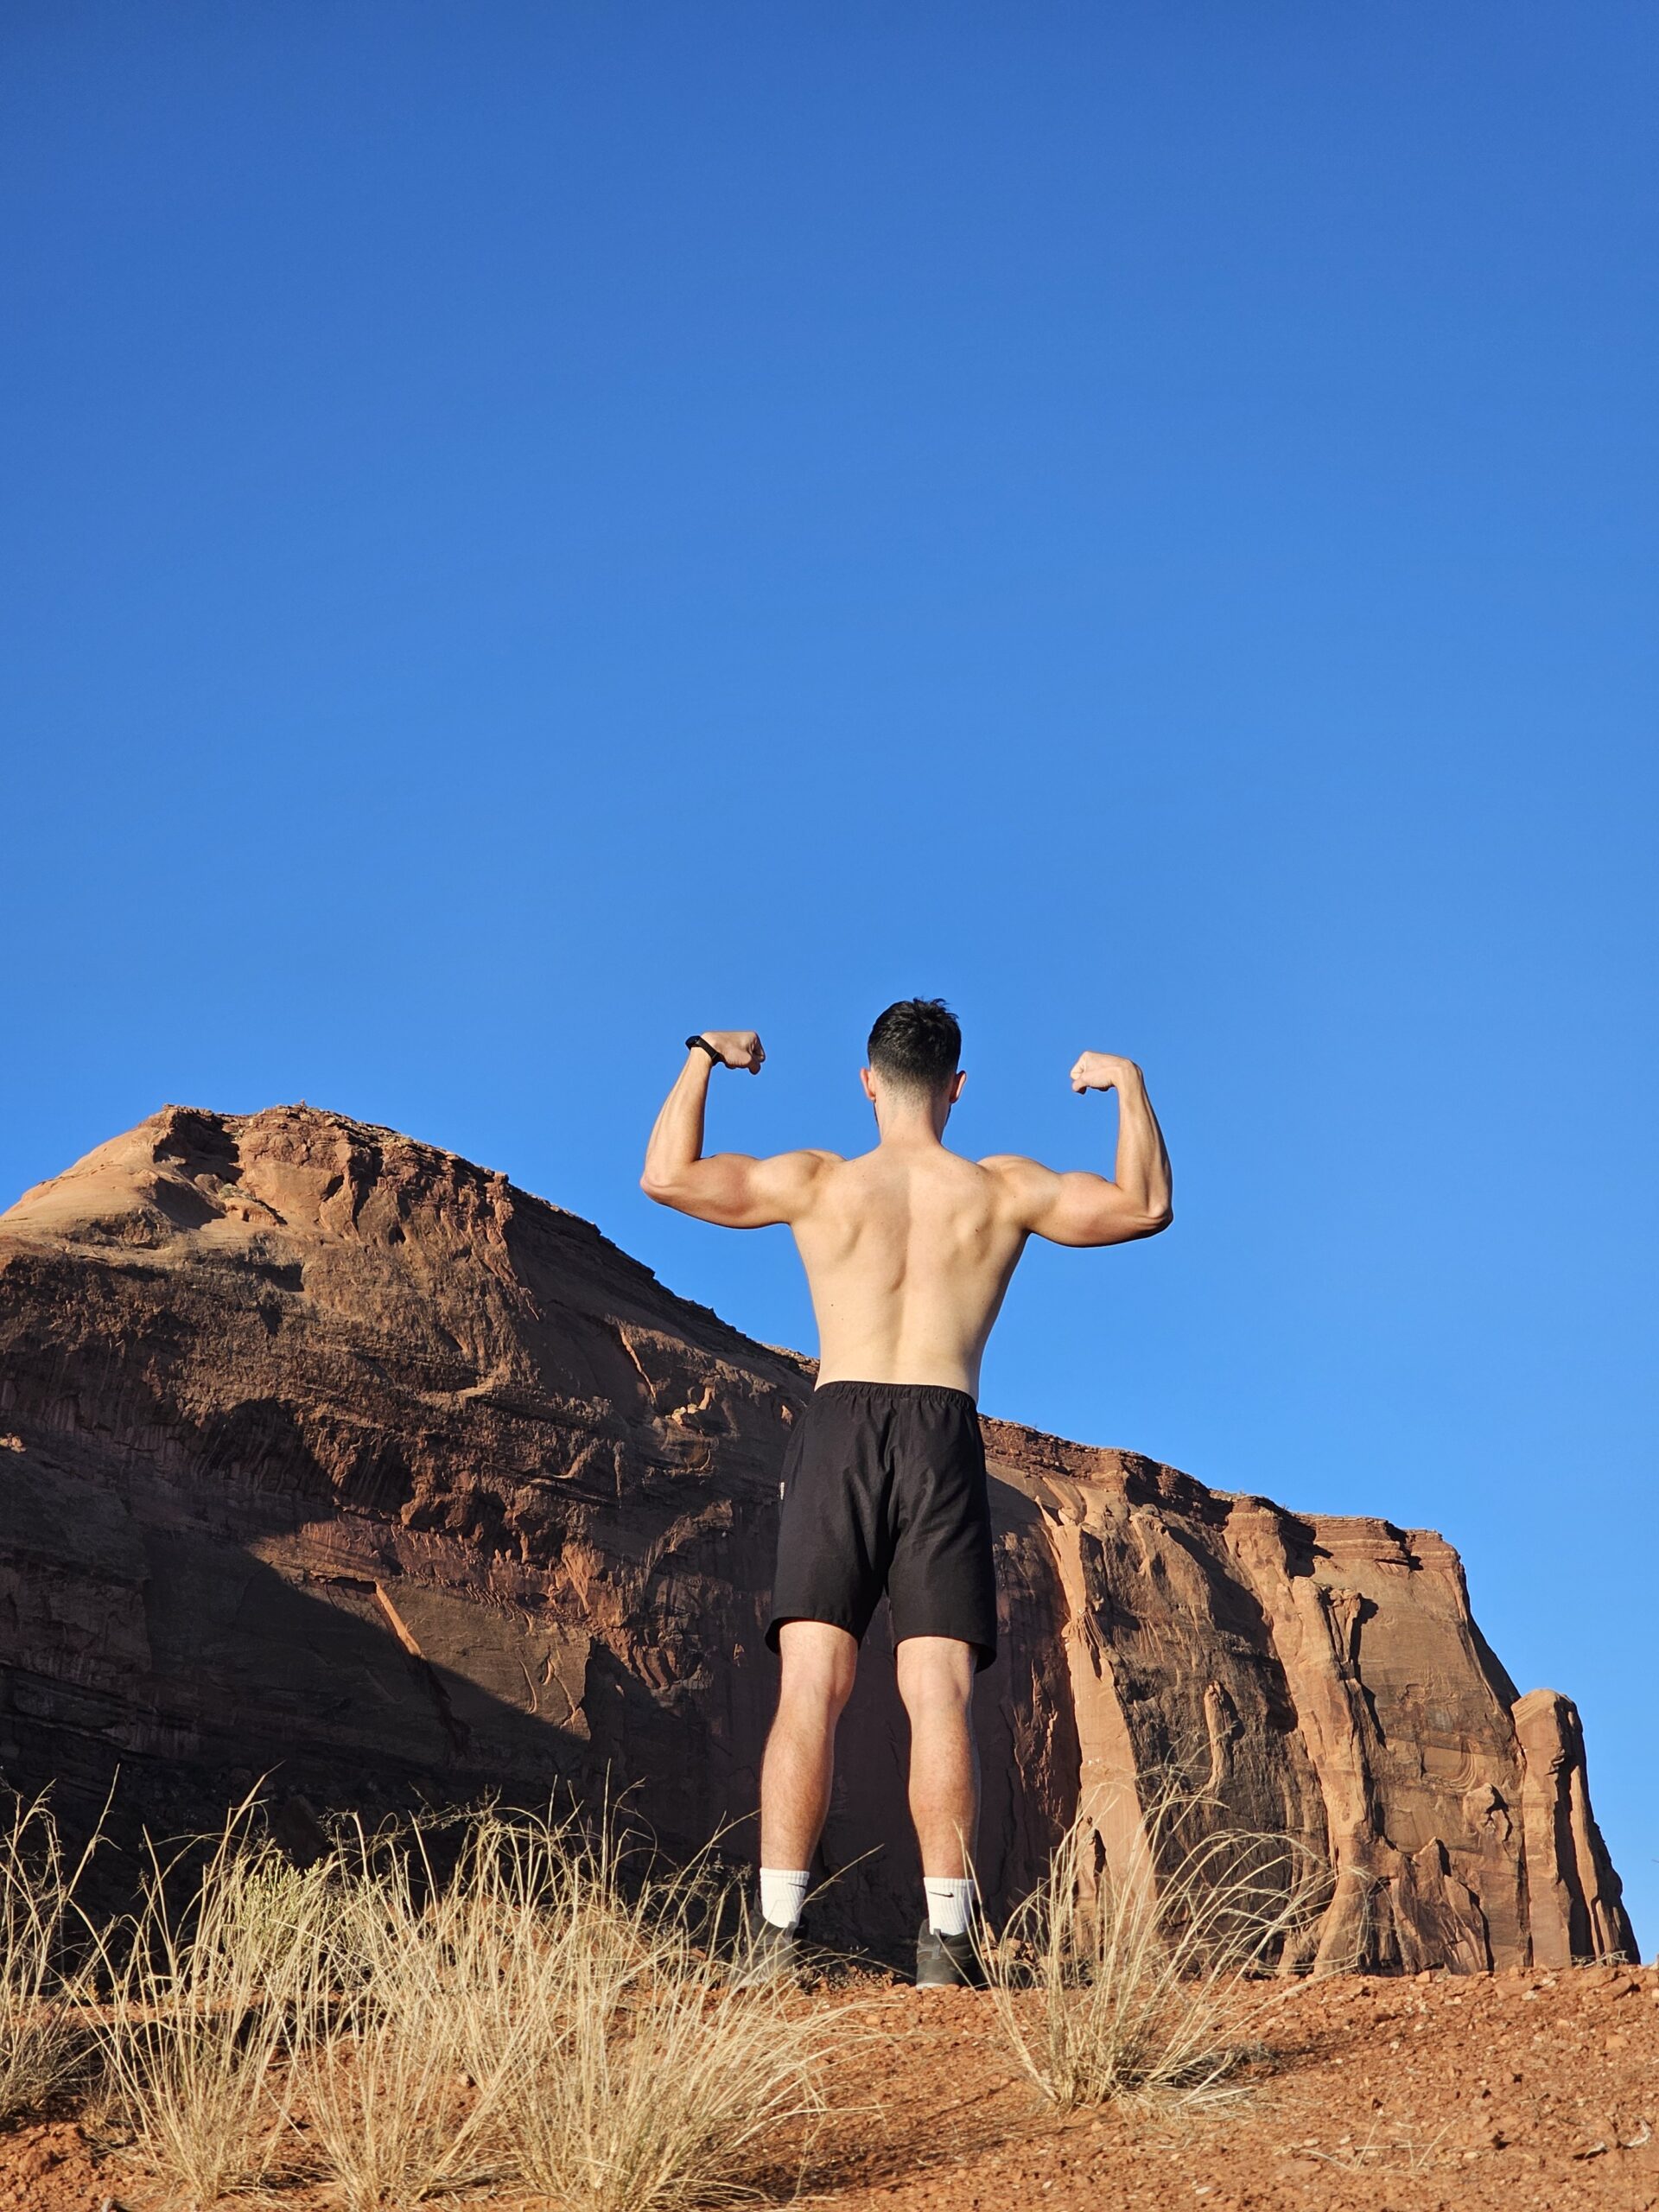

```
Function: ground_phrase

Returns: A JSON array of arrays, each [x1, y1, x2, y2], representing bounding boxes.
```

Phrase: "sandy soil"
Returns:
[[6, 1961, 1658, 2211]]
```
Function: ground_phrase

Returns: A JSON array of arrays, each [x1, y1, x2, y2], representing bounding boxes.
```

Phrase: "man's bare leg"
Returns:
[[896, 1635, 979, 1896], [758, 1622, 858, 1926]]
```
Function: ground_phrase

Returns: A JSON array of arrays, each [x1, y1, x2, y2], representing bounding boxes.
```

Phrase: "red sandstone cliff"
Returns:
[[0, 1105, 1634, 1967]]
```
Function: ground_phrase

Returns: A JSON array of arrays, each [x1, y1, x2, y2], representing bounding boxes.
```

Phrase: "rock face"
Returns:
[[0, 1104, 1634, 1967]]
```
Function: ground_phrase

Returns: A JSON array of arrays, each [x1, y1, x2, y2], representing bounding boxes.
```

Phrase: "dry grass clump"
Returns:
[[95, 1801, 833, 2212], [288, 1812, 531, 2209], [0, 1791, 99, 2120], [982, 1784, 1330, 2113], [463, 1820, 828, 2211], [299, 1810, 830, 2212], [90, 1802, 337, 2206]]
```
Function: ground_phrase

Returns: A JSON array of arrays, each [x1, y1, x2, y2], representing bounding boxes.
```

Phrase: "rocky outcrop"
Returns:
[[1512, 1689, 1631, 1969], [0, 1105, 1635, 1967]]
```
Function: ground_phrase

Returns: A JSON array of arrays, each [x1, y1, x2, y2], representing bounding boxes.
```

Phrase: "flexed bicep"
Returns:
[[643, 1103, 836, 1226], [643, 1032, 831, 1227], [659, 1147, 834, 1230], [987, 1050, 1174, 1247], [987, 1156, 1161, 1248]]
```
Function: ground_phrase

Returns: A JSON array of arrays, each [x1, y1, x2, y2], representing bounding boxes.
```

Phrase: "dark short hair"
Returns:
[[867, 998, 962, 1092]]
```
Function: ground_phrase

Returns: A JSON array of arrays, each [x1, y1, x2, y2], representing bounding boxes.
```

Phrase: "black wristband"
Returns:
[[685, 1034, 723, 1065]]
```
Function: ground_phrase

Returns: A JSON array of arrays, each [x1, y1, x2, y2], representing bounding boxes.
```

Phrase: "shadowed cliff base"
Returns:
[[0, 1103, 1635, 1967]]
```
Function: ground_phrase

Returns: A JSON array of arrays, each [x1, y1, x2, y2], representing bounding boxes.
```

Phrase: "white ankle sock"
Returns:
[[923, 1877, 976, 1938], [759, 1867, 810, 1930]]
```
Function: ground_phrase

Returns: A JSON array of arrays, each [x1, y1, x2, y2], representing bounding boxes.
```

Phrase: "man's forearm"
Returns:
[[1109, 1064, 1173, 1225], [642, 1049, 716, 1198]]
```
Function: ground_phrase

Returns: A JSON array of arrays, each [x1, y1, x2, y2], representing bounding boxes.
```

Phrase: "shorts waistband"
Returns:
[[809, 1378, 978, 1411]]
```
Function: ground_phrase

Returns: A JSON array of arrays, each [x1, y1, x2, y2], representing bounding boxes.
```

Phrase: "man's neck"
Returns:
[[874, 1105, 950, 1150]]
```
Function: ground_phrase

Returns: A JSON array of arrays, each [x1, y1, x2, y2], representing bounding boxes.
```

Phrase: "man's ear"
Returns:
[[949, 1071, 967, 1103], [860, 1066, 878, 1103]]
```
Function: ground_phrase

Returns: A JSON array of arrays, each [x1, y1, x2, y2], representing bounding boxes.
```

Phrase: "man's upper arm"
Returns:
[[664, 1147, 837, 1230], [982, 1154, 1160, 1249]]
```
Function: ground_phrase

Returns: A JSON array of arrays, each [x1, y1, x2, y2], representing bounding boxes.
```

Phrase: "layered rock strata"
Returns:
[[0, 1105, 1634, 1966]]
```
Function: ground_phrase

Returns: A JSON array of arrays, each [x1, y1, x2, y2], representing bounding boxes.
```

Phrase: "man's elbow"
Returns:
[[639, 1168, 682, 1208], [1128, 1203, 1173, 1239]]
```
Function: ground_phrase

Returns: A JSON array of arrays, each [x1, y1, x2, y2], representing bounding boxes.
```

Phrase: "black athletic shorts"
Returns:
[[764, 1380, 999, 1671]]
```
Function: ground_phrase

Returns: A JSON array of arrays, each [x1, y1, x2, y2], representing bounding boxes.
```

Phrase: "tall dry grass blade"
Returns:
[[982, 1780, 1331, 2113], [90, 1800, 336, 2207], [0, 1791, 99, 2120]]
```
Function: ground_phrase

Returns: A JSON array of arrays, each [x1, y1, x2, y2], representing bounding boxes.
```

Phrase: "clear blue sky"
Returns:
[[3, 4, 1655, 1945]]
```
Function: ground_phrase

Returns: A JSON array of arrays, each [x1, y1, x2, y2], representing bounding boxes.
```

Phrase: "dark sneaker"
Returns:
[[915, 1918, 986, 1989], [730, 1916, 799, 1990]]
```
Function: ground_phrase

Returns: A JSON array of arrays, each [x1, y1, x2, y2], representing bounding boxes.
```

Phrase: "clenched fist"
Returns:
[[1070, 1051, 1139, 1095], [697, 1030, 766, 1074]]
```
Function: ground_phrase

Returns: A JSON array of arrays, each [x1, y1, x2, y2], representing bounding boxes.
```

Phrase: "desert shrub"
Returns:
[[982, 1783, 1330, 2112]]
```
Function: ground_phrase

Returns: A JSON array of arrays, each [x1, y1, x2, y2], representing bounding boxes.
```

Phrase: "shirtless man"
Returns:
[[640, 998, 1173, 1985]]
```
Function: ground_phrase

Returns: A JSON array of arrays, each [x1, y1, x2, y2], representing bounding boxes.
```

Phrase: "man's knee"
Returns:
[[775, 1621, 858, 1718], [895, 1634, 976, 1721]]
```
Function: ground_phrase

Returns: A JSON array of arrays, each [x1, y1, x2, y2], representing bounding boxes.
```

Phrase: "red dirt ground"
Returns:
[[6, 1961, 1658, 2210]]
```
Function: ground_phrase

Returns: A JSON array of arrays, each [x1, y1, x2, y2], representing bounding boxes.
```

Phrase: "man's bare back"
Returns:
[[642, 1025, 1173, 1398]]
